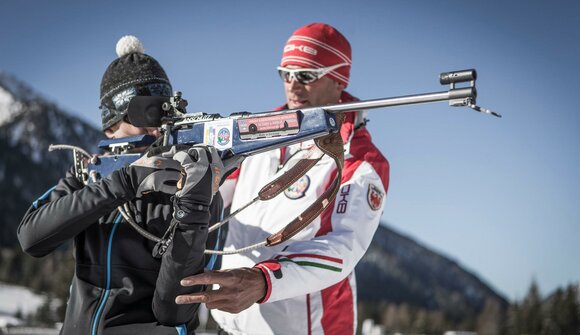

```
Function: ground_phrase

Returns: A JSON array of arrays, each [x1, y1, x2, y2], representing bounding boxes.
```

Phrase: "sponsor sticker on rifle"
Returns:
[[237, 112, 300, 140], [204, 119, 233, 150], [367, 184, 384, 211]]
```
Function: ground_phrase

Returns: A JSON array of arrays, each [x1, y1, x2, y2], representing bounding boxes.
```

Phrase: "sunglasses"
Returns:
[[277, 62, 350, 85]]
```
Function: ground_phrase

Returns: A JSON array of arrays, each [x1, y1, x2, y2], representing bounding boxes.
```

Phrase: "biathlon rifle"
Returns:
[[57, 69, 499, 185], [49, 68, 500, 255]]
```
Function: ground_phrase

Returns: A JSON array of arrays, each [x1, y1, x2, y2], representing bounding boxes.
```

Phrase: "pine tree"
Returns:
[[521, 279, 543, 334], [34, 297, 55, 326], [505, 302, 522, 335], [551, 285, 580, 335], [476, 298, 503, 335], [562, 285, 580, 334]]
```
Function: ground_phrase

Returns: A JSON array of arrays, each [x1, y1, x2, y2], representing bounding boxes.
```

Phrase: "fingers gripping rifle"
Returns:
[[54, 69, 499, 254]]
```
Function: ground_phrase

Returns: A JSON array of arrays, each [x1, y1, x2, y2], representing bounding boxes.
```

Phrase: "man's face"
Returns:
[[104, 119, 160, 139], [283, 65, 344, 109]]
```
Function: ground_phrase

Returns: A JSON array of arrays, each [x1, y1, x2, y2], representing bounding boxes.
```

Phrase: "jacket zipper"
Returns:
[[90, 213, 122, 335]]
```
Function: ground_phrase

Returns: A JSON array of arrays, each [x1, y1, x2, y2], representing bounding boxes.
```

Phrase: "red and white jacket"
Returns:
[[213, 92, 390, 335]]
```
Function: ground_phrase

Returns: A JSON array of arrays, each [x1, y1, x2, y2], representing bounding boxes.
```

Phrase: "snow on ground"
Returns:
[[0, 86, 22, 126], [0, 314, 23, 328], [0, 282, 45, 317]]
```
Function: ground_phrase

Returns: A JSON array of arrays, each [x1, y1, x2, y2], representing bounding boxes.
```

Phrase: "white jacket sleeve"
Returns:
[[219, 168, 239, 209], [255, 161, 387, 303]]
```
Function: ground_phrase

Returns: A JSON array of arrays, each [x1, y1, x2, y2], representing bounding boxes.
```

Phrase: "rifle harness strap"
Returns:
[[207, 146, 324, 235], [266, 119, 345, 246]]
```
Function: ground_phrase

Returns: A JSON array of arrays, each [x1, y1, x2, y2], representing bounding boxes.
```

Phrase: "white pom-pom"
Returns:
[[115, 35, 145, 58]]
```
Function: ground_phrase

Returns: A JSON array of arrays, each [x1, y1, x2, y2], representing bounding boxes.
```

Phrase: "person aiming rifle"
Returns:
[[18, 36, 223, 335], [175, 23, 390, 335]]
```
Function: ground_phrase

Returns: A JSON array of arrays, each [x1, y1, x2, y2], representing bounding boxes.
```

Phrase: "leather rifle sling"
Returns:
[[258, 147, 324, 200], [209, 143, 325, 234], [265, 112, 345, 246]]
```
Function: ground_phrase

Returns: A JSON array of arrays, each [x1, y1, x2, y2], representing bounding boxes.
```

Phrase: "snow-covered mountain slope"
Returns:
[[0, 71, 102, 247]]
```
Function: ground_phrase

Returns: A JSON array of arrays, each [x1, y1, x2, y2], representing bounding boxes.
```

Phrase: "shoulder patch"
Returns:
[[367, 184, 384, 211], [284, 175, 310, 199]]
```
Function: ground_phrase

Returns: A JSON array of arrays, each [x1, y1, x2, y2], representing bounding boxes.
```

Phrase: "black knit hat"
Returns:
[[100, 35, 172, 130]]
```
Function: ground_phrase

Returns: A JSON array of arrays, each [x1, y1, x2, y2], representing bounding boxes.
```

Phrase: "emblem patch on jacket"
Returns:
[[367, 184, 384, 211], [284, 175, 310, 199]]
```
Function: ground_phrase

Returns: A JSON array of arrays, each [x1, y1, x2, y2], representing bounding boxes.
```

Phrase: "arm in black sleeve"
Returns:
[[18, 168, 136, 257], [152, 193, 223, 326]]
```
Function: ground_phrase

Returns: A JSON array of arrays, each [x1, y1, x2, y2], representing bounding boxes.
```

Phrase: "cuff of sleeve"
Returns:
[[174, 211, 210, 226], [254, 260, 280, 304]]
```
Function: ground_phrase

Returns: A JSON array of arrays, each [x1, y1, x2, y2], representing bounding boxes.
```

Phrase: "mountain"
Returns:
[[356, 223, 508, 325], [0, 71, 102, 247]]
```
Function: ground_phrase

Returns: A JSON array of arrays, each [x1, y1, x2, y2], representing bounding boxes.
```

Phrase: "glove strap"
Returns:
[[152, 218, 179, 259]]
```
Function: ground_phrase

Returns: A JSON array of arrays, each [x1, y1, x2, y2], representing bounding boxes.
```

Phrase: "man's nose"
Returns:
[[288, 77, 303, 90]]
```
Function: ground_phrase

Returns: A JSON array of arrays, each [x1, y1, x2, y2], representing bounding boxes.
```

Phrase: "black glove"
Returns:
[[116, 148, 182, 200], [171, 145, 224, 224]]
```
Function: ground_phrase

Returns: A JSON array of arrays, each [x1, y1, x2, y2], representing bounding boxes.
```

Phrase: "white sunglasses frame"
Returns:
[[277, 62, 350, 84]]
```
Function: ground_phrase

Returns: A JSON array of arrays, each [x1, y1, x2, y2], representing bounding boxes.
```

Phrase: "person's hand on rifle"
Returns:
[[170, 145, 223, 224], [112, 144, 223, 206]]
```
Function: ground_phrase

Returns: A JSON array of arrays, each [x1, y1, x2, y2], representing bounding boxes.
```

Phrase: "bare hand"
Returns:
[[175, 267, 267, 313]]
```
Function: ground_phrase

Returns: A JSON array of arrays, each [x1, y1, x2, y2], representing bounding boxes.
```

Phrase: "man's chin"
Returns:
[[289, 101, 310, 109]]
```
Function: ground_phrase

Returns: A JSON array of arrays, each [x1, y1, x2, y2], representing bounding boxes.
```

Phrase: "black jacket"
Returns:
[[18, 167, 223, 335]]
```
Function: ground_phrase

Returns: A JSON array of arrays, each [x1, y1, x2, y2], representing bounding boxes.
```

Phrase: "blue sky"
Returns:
[[1, 0, 579, 301]]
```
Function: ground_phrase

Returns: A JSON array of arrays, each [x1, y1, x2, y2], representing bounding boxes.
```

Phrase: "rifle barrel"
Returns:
[[322, 88, 474, 113]]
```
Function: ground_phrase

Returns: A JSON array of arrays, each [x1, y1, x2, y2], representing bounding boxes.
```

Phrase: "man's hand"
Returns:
[[175, 267, 267, 313]]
